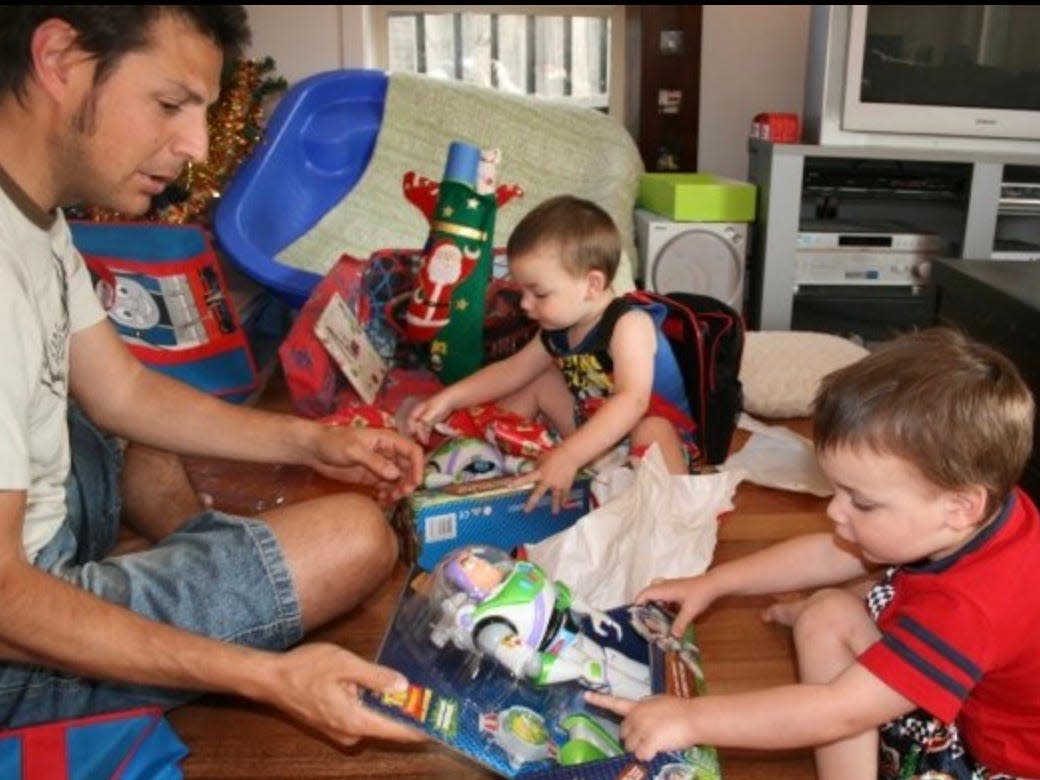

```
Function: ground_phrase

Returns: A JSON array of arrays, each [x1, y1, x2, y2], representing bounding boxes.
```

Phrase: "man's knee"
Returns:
[[269, 492, 399, 629], [268, 491, 397, 573], [350, 495, 399, 575], [323, 492, 398, 575]]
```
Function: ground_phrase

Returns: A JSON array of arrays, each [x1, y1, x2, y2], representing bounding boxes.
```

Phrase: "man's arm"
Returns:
[[69, 318, 328, 462], [0, 490, 271, 686], [68, 321, 422, 491]]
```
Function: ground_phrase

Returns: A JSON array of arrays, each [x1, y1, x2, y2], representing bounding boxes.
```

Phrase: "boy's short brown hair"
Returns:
[[813, 327, 1034, 515], [506, 195, 621, 281]]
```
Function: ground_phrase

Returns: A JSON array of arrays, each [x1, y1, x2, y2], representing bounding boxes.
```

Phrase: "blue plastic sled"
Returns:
[[214, 69, 388, 310]]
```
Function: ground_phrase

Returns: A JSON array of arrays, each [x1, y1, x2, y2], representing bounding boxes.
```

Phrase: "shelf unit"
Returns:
[[994, 165, 1040, 261], [746, 139, 1040, 331]]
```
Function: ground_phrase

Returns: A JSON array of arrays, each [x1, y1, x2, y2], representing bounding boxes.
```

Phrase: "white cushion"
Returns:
[[739, 331, 870, 419]]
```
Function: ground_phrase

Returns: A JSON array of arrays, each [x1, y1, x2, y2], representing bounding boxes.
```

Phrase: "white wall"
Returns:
[[243, 5, 372, 83], [698, 5, 810, 180], [243, 5, 811, 180]]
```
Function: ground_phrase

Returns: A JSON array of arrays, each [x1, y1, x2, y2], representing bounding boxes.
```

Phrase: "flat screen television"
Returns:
[[804, 5, 1040, 154]]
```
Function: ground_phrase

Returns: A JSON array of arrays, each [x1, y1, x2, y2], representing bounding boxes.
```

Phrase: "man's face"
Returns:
[[58, 13, 223, 214]]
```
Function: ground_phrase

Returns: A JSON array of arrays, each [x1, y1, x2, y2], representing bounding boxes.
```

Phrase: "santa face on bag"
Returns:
[[405, 240, 479, 341]]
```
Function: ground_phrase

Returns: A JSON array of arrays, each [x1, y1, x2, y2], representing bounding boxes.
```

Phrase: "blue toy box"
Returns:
[[392, 475, 595, 572], [365, 560, 721, 779]]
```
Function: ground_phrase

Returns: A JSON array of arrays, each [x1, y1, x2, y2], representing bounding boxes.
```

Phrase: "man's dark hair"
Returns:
[[0, 6, 251, 99]]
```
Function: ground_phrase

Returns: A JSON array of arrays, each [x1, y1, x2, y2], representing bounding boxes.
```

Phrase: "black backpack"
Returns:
[[627, 290, 745, 465]]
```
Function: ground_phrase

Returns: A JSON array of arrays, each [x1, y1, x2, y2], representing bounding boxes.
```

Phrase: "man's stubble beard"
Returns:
[[61, 87, 145, 216]]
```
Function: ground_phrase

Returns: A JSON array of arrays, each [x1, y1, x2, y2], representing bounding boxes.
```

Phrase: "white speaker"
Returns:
[[633, 208, 746, 310]]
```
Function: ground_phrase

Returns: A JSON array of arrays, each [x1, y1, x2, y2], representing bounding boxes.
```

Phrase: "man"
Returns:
[[0, 6, 424, 747]]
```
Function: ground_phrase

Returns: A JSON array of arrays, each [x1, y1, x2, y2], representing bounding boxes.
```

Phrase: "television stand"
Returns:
[[746, 139, 1040, 333]]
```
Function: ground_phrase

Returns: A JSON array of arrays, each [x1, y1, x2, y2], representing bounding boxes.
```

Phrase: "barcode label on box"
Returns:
[[425, 512, 458, 543]]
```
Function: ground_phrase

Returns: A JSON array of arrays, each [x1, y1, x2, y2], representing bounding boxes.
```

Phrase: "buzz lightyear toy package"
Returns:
[[365, 544, 721, 779]]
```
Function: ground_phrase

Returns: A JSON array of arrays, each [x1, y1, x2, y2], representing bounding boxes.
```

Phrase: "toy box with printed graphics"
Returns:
[[391, 474, 595, 572], [364, 545, 721, 779]]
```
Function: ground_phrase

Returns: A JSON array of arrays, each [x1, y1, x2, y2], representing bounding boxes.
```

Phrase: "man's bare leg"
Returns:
[[117, 438, 397, 628], [261, 492, 399, 631], [119, 443, 204, 544]]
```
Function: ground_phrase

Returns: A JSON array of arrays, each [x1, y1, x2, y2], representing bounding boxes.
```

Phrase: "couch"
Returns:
[[214, 69, 645, 310]]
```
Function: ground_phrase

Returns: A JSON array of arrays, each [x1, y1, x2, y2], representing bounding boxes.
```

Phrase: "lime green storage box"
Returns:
[[638, 173, 756, 222]]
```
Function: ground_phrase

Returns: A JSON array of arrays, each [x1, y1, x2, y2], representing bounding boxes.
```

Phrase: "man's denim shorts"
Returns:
[[0, 406, 303, 727]]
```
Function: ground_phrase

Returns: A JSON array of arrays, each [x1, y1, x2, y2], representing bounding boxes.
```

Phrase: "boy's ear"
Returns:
[[944, 484, 989, 531], [585, 270, 607, 297]]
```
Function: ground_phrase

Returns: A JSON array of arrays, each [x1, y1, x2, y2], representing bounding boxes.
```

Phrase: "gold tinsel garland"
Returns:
[[72, 57, 287, 226]]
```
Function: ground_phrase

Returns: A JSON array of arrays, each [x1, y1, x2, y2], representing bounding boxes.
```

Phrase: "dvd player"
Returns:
[[796, 220, 939, 286], [797, 220, 942, 253]]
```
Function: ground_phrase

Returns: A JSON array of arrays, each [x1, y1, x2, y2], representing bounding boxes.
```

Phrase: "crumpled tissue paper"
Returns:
[[525, 444, 742, 610], [722, 414, 833, 497]]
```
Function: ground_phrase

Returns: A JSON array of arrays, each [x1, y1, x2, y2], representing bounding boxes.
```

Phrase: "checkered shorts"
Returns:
[[879, 710, 1015, 780]]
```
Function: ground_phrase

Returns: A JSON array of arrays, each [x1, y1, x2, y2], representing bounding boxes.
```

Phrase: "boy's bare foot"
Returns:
[[761, 597, 810, 627]]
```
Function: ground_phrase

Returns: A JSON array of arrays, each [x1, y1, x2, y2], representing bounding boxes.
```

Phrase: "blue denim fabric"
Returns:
[[0, 405, 303, 727]]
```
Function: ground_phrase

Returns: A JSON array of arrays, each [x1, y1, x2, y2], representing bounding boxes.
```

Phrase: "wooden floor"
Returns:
[[172, 373, 829, 779]]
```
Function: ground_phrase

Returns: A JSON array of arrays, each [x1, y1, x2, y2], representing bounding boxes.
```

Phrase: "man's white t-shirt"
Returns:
[[0, 170, 106, 561]]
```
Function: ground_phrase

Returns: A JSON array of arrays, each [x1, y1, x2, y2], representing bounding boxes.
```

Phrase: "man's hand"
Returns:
[[584, 692, 697, 761], [266, 643, 427, 747], [312, 426, 424, 503]]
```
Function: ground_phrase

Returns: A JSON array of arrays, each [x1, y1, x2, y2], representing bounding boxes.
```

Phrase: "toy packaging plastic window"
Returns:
[[365, 544, 721, 779]]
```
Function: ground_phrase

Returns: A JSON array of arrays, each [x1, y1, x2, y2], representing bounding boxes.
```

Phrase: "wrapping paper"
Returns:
[[526, 445, 740, 610], [723, 414, 833, 497]]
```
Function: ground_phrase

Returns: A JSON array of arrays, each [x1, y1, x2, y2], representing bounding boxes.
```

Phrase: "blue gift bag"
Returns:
[[0, 706, 188, 779], [69, 221, 260, 404]]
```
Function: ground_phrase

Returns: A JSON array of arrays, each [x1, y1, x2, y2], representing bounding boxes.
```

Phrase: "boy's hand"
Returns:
[[404, 394, 453, 445], [584, 692, 697, 761], [521, 448, 579, 513], [636, 575, 716, 638]]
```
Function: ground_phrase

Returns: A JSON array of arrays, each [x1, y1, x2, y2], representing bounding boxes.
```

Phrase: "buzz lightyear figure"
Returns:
[[429, 545, 650, 700]]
